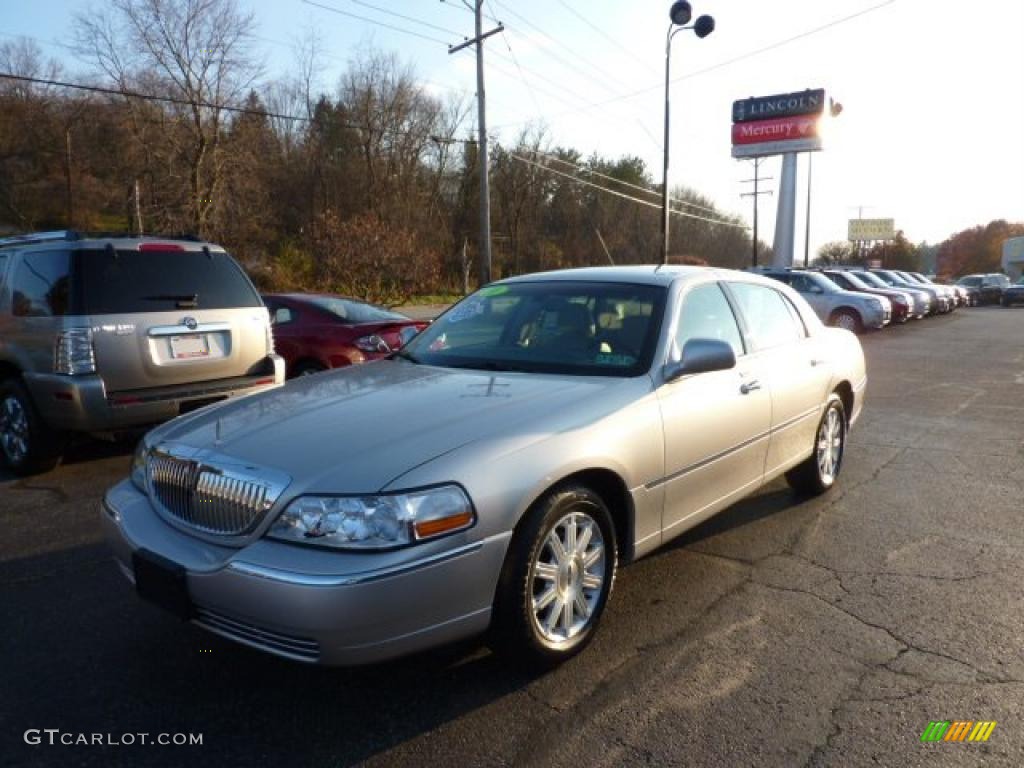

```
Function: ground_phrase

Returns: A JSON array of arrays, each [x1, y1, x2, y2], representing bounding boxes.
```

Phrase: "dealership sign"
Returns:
[[731, 88, 826, 159], [848, 218, 896, 242]]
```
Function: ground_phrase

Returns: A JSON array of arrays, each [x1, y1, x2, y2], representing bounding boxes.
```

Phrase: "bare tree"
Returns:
[[74, 0, 263, 235]]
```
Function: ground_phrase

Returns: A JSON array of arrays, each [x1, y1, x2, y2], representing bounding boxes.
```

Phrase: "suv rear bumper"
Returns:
[[27, 354, 285, 433]]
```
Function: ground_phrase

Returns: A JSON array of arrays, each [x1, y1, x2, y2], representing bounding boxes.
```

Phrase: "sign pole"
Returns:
[[772, 152, 798, 267]]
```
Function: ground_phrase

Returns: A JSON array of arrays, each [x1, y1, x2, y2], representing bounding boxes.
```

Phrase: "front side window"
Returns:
[[12, 250, 71, 317], [727, 282, 804, 352], [674, 283, 744, 359], [401, 281, 666, 376]]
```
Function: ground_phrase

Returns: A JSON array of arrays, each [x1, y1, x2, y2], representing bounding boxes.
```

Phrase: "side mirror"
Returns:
[[664, 338, 736, 383]]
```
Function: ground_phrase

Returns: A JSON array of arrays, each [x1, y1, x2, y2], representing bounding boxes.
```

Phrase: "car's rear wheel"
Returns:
[[786, 394, 846, 496], [0, 379, 65, 475], [490, 484, 617, 666], [830, 309, 862, 334]]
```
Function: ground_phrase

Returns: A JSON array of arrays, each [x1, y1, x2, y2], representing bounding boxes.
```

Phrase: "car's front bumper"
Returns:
[[101, 480, 509, 665], [28, 355, 285, 433]]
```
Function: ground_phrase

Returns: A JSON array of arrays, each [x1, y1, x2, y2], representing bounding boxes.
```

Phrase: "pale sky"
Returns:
[[4, 0, 1023, 257]]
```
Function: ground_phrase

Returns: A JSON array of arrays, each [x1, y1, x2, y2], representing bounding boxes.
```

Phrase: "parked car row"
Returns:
[[750, 266, 970, 333]]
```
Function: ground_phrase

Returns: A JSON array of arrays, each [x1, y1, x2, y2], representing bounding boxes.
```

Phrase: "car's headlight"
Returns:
[[130, 440, 148, 493], [268, 485, 475, 549]]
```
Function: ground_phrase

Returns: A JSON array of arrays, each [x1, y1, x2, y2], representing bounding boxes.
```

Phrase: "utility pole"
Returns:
[[740, 157, 772, 268], [64, 126, 74, 228], [449, 3, 503, 287]]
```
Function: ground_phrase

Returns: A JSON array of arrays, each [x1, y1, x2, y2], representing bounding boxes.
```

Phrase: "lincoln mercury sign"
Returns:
[[731, 88, 826, 159]]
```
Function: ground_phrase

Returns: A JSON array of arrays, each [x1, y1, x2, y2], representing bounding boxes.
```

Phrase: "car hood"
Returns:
[[147, 360, 633, 493]]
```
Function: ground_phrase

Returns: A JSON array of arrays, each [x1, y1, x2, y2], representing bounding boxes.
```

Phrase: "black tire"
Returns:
[[490, 483, 618, 666], [291, 360, 327, 378], [785, 394, 846, 497], [830, 309, 863, 334], [0, 378, 65, 475]]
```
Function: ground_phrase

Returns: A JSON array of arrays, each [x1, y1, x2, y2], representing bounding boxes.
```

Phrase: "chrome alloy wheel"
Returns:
[[834, 313, 858, 332], [816, 405, 844, 485], [529, 511, 606, 644], [0, 394, 29, 464]]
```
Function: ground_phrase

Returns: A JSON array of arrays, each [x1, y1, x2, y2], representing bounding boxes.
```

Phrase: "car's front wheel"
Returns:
[[490, 484, 617, 665], [786, 394, 846, 496], [830, 309, 863, 334], [0, 379, 65, 475]]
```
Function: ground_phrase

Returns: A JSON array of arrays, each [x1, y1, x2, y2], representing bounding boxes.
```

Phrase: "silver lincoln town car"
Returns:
[[103, 266, 866, 665]]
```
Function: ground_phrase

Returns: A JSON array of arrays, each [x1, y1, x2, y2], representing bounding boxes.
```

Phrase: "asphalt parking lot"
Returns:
[[3, 307, 1024, 768]]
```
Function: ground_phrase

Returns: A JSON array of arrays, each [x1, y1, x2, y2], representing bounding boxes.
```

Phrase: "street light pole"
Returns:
[[660, 27, 673, 266], [660, 3, 715, 265]]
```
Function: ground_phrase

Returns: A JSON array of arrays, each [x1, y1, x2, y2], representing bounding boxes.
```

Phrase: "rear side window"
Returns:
[[727, 282, 804, 351], [12, 250, 72, 317], [78, 249, 261, 314]]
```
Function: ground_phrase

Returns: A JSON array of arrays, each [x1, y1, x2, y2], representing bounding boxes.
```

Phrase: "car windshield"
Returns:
[[853, 271, 889, 289], [400, 280, 666, 377], [305, 296, 409, 324], [834, 272, 871, 290], [958, 276, 982, 287], [806, 272, 840, 291]]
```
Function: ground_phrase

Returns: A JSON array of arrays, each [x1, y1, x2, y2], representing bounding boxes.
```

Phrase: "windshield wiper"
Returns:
[[143, 293, 199, 308]]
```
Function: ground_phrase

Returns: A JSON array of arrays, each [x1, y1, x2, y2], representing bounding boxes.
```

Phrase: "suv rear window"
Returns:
[[77, 248, 261, 314]]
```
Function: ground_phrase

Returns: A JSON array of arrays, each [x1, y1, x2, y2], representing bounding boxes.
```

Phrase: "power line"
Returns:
[[486, 1, 543, 118], [489, 0, 635, 96], [0, 71, 477, 148], [300, 0, 452, 45], [498, 0, 898, 129], [527, 147, 729, 216], [554, 0, 659, 76], [508, 152, 748, 230], [340, 0, 460, 36]]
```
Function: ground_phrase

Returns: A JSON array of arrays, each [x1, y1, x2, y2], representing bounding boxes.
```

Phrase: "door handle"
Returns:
[[740, 379, 762, 395]]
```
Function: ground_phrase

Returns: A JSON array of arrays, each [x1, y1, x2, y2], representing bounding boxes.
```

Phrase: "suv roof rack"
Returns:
[[0, 230, 77, 248], [0, 230, 205, 249]]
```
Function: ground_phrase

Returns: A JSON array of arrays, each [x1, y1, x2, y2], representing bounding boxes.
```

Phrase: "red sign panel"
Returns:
[[731, 114, 820, 146]]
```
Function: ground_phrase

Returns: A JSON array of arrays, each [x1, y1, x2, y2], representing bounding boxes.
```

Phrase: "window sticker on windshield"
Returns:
[[595, 353, 635, 366], [447, 299, 485, 323], [478, 285, 509, 297]]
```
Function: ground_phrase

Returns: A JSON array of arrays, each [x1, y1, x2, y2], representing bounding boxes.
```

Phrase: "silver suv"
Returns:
[[0, 231, 284, 474], [753, 268, 891, 333]]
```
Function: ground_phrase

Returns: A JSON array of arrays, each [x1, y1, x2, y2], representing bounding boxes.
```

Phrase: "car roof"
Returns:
[[264, 293, 376, 306], [496, 265, 777, 289]]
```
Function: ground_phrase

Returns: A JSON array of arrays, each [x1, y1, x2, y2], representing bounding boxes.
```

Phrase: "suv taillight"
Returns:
[[265, 318, 275, 354], [54, 328, 96, 375]]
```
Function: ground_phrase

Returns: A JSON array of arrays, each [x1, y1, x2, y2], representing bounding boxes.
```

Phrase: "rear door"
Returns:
[[79, 246, 270, 393], [726, 281, 833, 477]]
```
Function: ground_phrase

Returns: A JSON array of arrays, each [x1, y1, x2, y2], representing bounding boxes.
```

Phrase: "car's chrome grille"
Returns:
[[147, 449, 288, 537], [195, 608, 320, 662]]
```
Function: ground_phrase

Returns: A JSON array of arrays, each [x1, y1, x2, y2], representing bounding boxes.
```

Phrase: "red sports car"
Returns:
[[262, 293, 429, 378]]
